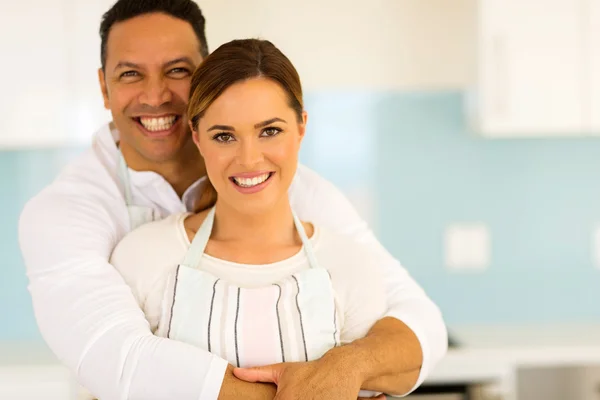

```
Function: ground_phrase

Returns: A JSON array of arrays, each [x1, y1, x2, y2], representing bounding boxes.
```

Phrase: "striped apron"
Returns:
[[156, 206, 341, 367]]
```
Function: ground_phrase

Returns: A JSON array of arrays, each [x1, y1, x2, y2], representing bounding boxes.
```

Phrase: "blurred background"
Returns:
[[2, 0, 600, 399]]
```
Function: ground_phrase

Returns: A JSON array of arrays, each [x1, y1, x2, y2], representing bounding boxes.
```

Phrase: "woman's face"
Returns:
[[192, 77, 306, 214]]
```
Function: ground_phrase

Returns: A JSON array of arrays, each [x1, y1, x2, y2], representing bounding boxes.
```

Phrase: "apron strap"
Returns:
[[118, 152, 134, 206], [292, 211, 322, 270], [181, 206, 216, 267], [182, 207, 322, 270]]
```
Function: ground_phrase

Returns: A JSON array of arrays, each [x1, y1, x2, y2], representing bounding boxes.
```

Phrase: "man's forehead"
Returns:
[[105, 13, 201, 68]]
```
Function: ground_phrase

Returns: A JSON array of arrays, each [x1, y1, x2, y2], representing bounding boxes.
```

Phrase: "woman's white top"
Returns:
[[110, 213, 386, 345]]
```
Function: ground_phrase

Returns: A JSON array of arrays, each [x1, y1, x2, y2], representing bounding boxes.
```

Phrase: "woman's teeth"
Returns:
[[139, 116, 177, 131], [233, 173, 271, 187]]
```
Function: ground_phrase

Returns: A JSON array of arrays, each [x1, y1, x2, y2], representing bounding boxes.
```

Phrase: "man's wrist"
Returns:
[[319, 342, 374, 387]]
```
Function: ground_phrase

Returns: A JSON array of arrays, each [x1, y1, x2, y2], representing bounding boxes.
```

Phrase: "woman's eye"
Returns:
[[261, 127, 282, 137], [214, 133, 235, 143]]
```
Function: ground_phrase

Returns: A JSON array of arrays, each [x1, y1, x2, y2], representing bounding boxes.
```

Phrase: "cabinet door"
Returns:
[[573, 366, 600, 400], [0, 366, 75, 400], [474, 0, 586, 137], [0, 2, 71, 148], [0, 1, 114, 149], [67, 0, 114, 144], [589, 0, 600, 134]]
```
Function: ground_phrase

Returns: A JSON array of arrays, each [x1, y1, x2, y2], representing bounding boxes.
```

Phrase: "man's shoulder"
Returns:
[[21, 145, 122, 220], [291, 163, 332, 191], [289, 164, 340, 208], [314, 227, 379, 264]]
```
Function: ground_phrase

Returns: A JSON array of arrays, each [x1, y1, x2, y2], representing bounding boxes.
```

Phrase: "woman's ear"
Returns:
[[298, 111, 308, 143], [189, 121, 203, 155], [189, 121, 199, 143]]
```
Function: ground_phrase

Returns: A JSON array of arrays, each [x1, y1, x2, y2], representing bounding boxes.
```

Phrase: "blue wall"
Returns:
[[2, 91, 600, 340]]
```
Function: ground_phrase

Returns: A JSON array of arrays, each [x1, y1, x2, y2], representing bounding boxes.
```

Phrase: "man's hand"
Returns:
[[233, 359, 385, 400]]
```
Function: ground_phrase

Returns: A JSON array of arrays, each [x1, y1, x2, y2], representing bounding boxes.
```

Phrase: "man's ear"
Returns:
[[98, 68, 110, 109]]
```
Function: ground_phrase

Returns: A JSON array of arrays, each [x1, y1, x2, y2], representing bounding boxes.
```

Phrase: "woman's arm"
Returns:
[[219, 365, 277, 399], [290, 164, 448, 395]]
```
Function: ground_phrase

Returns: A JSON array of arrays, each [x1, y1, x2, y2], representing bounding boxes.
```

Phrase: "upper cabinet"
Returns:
[[588, 0, 600, 132], [0, 2, 71, 148], [468, 0, 590, 138], [0, 2, 111, 149]]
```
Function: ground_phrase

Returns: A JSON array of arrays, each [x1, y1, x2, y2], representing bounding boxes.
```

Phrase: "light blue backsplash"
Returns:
[[2, 91, 599, 340]]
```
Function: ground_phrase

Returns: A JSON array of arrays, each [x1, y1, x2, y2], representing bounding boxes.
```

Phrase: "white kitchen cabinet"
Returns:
[[0, 2, 71, 148], [468, 0, 588, 138], [576, 366, 600, 400], [588, 0, 600, 134], [0, 365, 75, 400], [0, 1, 111, 149], [67, 0, 114, 143], [0, 342, 78, 400]]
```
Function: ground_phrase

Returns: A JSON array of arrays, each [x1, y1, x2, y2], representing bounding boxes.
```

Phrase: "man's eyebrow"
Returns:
[[113, 57, 196, 73], [164, 57, 196, 68], [113, 61, 140, 72]]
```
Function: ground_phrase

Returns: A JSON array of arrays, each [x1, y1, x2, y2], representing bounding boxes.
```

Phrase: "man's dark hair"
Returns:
[[99, 0, 209, 71]]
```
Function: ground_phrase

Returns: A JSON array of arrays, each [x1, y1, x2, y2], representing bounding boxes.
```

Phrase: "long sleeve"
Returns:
[[18, 185, 228, 400], [290, 164, 448, 395]]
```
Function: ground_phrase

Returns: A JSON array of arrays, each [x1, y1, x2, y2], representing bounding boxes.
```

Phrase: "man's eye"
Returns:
[[120, 71, 139, 78], [168, 68, 191, 78]]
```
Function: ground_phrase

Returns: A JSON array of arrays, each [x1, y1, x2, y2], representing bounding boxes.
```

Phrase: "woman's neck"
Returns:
[[211, 197, 299, 247]]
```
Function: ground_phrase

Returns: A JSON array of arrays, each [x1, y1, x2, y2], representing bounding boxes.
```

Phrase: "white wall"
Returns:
[[199, 0, 474, 90]]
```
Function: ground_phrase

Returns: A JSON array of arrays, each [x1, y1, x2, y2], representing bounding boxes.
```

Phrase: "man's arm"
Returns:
[[18, 185, 271, 400], [321, 317, 423, 396], [290, 164, 448, 395]]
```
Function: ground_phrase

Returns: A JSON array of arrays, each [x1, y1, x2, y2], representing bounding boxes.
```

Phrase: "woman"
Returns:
[[110, 38, 387, 398]]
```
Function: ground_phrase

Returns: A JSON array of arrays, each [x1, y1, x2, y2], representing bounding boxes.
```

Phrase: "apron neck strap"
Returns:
[[181, 206, 321, 269], [181, 207, 216, 267], [292, 211, 320, 269], [118, 151, 134, 206]]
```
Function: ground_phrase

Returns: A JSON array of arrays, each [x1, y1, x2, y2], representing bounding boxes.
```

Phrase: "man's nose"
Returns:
[[139, 76, 172, 107]]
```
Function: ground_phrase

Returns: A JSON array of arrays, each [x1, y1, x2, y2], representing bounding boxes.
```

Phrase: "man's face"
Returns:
[[99, 12, 203, 164]]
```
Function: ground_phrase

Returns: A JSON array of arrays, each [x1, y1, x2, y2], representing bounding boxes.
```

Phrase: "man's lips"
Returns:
[[132, 114, 181, 136]]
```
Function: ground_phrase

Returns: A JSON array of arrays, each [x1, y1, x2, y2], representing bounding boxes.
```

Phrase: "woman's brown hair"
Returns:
[[187, 39, 304, 212]]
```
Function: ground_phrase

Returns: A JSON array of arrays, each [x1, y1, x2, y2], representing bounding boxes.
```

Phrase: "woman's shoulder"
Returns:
[[110, 212, 191, 267]]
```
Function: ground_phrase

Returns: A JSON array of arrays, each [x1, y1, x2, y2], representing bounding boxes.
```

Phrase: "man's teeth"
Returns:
[[139, 116, 177, 132], [233, 173, 271, 188]]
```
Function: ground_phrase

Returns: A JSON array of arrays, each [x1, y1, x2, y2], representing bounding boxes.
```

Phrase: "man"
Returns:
[[18, 0, 448, 399]]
